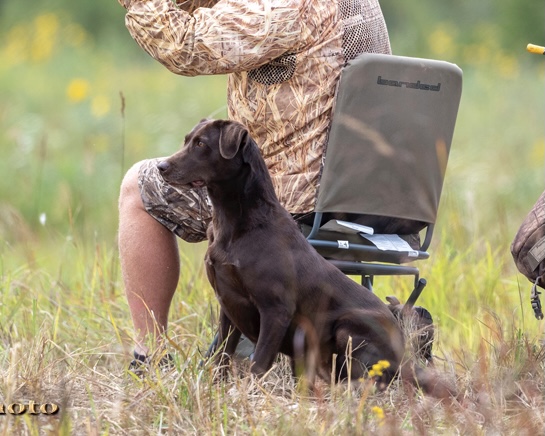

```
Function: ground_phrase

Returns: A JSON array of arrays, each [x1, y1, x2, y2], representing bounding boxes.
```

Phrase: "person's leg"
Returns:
[[118, 162, 180, 357], [118, 158, 212, 363]]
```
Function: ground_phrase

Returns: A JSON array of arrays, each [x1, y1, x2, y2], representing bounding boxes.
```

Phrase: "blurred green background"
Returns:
[[0, 0, 543, 251]]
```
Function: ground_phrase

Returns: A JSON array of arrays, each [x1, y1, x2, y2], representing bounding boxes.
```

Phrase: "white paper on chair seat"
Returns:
[[320, 220, 374, 235], [360, 234, 419, 257]]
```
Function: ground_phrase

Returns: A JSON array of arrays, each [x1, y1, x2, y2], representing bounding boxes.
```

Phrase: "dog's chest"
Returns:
[[205, 243, 248, 296], [205, 243, 262, 332]]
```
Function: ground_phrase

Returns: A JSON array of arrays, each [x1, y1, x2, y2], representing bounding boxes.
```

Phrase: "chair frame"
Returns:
[[305, 52, 462, 306], [306, 212, 431, 293]]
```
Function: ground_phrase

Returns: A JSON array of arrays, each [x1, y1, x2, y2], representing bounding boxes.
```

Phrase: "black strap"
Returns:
[[531, 278, 544, 320]]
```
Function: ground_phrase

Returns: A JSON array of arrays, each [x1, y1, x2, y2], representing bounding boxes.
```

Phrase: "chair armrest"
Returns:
[[420, 224, 435, 252]]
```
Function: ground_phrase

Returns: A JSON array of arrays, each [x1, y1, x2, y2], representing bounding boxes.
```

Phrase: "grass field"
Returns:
[[1, 13, 544, 435]]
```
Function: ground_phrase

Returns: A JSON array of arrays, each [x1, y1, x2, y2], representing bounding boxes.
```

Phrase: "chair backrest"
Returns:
[[316, 53, 462, 226]]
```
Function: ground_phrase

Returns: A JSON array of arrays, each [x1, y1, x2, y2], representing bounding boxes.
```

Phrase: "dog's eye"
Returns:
[[196, 141, 206, 148]]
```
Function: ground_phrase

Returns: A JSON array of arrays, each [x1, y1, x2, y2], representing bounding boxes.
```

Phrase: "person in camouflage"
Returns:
[[116, 0, 391, 367]]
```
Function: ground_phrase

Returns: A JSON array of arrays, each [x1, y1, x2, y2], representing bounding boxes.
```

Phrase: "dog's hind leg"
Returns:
[[333, 311, 404, 385]]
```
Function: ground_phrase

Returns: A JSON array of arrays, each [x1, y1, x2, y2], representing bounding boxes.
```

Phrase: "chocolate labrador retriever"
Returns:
[[158, 119, 450, 396]]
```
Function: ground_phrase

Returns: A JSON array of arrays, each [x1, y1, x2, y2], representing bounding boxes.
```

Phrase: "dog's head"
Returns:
[[157, 119, 257, 188]]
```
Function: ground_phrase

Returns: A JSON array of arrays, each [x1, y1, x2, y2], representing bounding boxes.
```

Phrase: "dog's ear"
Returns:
[[218, 121, 250, 160]]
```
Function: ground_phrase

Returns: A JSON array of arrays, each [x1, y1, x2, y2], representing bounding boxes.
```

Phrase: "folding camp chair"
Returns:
[[304, 53, 463, 306]]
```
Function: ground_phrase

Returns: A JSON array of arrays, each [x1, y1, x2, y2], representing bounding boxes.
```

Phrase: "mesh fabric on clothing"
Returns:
[[248, 53, 297, 85], [339, 0, 392, 61]]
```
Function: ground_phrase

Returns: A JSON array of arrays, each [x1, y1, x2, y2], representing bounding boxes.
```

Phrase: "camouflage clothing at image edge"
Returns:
[[119, 0, 391, 240]]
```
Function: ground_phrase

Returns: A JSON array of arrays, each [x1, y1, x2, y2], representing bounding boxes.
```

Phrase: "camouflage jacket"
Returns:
[[119, 0, 391, 213]]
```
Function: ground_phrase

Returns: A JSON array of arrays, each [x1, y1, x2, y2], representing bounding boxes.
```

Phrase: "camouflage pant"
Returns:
[[138, 158, 213, 243]]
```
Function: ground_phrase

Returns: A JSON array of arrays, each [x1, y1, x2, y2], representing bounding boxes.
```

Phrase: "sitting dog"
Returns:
[[158, 119, 451, 396]]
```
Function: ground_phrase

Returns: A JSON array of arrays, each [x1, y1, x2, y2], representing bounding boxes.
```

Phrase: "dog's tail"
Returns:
[[293, 315, 321, 384], [400, 362, 459, 401]]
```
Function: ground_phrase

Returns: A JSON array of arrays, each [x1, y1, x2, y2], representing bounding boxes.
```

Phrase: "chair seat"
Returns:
[[303, 223, 428, 264]]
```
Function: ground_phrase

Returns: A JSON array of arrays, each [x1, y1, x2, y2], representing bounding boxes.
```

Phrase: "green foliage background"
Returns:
[[0, 0, 543, 348], [0, 0, 543, 240], [1, 0, 543, 54]]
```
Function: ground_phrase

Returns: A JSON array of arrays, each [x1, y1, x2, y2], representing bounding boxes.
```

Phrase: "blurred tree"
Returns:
[[381, 0, 544, 57], [496, 0, 544, 51], [0, 0, 143, 59], [1, 0, 125, 39], [1, 0, 543, 60]]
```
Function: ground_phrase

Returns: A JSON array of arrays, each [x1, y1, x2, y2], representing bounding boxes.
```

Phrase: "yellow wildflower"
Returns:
[[427, 25, 455, 57], [67, 79, 90, 103], [371, 406, 385, 421], [377, 360, 390, 369], [31, 13, 59, 62], [369, 360, 390, 378]]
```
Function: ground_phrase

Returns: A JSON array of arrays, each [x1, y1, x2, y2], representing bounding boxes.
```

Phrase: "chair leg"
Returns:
[[362, 275, 373, 291], [404, 278, 427, 309]]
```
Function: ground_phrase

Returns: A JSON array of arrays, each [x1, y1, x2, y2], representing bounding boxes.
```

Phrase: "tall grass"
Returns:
[[1, 12, 544, 435]]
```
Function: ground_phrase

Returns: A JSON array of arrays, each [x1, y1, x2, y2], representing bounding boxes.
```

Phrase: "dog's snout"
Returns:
[[157, 160, 170, 173]]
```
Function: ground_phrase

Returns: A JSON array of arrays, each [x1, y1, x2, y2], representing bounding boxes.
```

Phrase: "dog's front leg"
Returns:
[[250, 307, 293, 376], [215, 309, 242, 377]]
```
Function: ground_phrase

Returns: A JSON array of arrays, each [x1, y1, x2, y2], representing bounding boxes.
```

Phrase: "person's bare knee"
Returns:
[[119, 161, 145, 214]]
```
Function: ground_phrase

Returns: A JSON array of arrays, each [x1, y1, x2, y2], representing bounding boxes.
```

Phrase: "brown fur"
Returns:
[[158, 119, 454, 397]]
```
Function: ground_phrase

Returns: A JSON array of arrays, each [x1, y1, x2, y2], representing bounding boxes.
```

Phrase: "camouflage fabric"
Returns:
[[119, 0, 391, 231], [511, 191, 545, 287], [139, 158, 212, 242]]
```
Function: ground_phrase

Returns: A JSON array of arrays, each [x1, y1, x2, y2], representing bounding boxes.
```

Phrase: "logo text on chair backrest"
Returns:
[[377, 76, 441, 91]]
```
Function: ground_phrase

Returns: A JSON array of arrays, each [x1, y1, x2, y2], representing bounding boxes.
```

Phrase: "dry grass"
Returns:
[[0, 236, 543, 435], [0, 329, 543, 435]]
